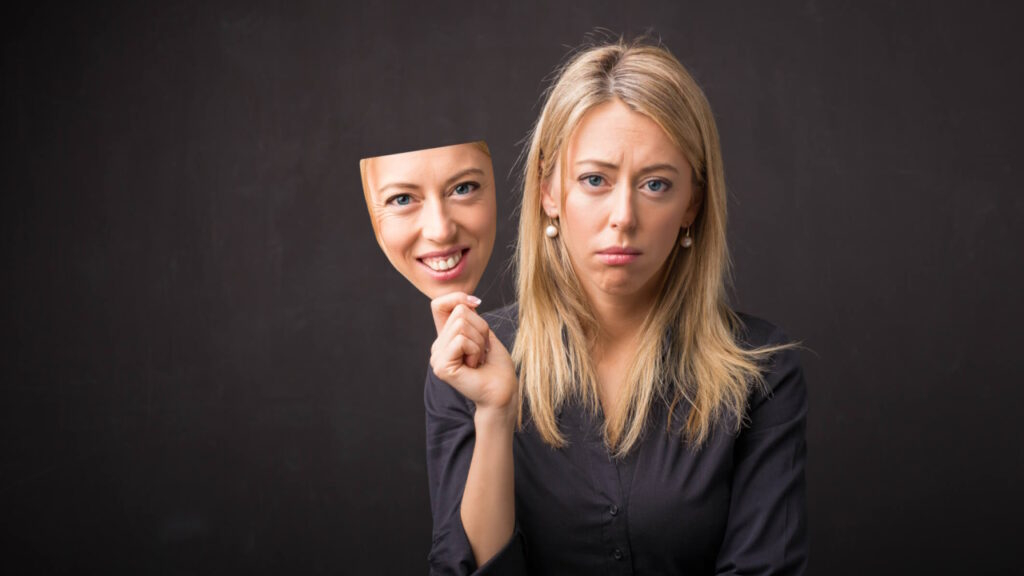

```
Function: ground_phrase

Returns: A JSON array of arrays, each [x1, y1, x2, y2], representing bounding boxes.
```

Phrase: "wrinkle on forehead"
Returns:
[[559, 113, 691, 195], [568, 103, 685, 170]]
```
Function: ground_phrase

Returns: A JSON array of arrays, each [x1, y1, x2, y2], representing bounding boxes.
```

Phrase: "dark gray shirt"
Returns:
[[425, 303, 808, 575]]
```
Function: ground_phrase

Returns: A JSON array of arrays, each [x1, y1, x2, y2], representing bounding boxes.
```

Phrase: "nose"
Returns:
[[608, 181, 637, 232], [421, 196, 457, 243]]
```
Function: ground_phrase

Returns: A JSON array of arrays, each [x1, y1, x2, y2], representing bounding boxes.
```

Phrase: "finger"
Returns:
[[431, 330, 479, 378], [443, 305, 491, 359], [454, 306, 491, 350], [440, 314, 488, 361], [447, 333, 484, 374], [435, 312, 489, 371], [430, 292, 482, 334]]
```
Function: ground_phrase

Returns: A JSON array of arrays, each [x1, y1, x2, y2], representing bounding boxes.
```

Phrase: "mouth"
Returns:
[[598, 247, 642, 255], [417, 247, 470, 279], [596, 246, 641, 265]]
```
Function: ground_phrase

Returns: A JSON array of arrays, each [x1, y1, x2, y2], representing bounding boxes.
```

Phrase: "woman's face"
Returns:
[[542, 99, 701, 306], [362, 142, 496, 299]]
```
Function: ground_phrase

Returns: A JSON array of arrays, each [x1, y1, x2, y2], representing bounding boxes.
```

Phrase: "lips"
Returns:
[[597, 247, 642, 255], [421, 249, 463, 271], [417, 247, 470, 279], [596, 246, 641, 265]]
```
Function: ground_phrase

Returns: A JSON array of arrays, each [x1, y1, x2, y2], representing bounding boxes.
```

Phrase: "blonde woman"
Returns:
[[426, 37, 808, 575]]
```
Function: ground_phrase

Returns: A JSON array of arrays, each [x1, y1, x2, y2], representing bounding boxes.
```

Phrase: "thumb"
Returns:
[[430, 292, 482, 334]]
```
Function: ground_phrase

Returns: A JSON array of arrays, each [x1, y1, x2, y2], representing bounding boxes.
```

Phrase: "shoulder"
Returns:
[[732, 310, 793, 351], [731, 310, 808, 427], [481, 301, 519, 351]]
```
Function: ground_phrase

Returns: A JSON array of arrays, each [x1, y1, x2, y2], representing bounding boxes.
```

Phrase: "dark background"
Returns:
[[3, 1, 1022, 574]]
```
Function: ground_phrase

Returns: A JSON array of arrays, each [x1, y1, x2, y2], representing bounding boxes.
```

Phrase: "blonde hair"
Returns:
[[512, 36, 800, 457], [358, 140, 491, 241]]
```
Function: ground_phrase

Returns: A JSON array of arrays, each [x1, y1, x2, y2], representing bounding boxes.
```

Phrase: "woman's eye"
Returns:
[[387, 194, 412, 206], [452, 181, 479, 196], [644, 179, 670, 193], [584, 175, 606, 187]]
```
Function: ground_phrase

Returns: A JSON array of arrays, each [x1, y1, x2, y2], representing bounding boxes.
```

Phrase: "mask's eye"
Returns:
[[386, 193, 413, 207], [452, 181, 480, 196], [643, 179, 671, 193]]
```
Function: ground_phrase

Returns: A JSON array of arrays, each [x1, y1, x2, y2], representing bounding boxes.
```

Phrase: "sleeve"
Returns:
[[424, 367, 529, 576], [715, 328, 809, 575]]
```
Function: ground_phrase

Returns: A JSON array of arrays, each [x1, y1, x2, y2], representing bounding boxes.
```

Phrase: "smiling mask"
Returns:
[[360, 141, 497, 298]]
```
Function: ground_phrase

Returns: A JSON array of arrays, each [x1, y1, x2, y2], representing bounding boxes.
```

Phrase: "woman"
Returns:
[[426, 37, 808, 575]]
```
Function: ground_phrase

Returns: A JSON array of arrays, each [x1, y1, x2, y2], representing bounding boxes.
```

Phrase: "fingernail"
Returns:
[[467, 296, 482, 306]]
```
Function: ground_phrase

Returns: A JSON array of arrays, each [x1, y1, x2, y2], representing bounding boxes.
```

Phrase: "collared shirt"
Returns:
[[425, 303, 808, 575]]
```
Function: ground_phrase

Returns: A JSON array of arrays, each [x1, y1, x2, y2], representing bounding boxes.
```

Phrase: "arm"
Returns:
[[425, 300, 528, 575], [424, 368, 527, 575], [715, 330, 809, 575], [463, 402, 518, 564]]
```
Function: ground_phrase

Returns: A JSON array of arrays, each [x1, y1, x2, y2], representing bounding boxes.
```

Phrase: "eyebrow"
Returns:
[[574, 159, 680, 176], [442, 167, 486, 188], [376, 167, 486, 196], [375, 180, 419, 198]]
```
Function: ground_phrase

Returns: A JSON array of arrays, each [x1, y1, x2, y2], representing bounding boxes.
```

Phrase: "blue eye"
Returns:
[[388, 194, 412, 206], [644, 179, 670, 193], [453, 182, 479, 196], [585, 175, 605, 187]]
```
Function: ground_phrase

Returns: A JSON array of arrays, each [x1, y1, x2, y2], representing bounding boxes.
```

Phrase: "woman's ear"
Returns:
[[540, 159, 560, 218], [683, 183, 704, 225]]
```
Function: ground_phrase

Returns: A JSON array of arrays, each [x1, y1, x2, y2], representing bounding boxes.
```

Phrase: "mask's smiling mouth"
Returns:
[[417, 248, 470, 280], [421, 249, 463, 271]]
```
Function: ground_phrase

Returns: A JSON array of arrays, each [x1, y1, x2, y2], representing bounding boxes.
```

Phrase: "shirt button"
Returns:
[[609, 504, 619, 516], [613, 548, 624, 560]]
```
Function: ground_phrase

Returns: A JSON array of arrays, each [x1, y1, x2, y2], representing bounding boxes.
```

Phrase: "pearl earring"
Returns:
[[681, 225, 693, 248], [545, 221, 559, 238]]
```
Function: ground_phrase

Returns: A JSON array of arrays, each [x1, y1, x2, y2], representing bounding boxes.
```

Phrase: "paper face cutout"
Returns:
[[360, 141, 497, 299]]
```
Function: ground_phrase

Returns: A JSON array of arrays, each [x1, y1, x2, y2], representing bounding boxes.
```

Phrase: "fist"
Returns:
[[429, 295, 517, 413]]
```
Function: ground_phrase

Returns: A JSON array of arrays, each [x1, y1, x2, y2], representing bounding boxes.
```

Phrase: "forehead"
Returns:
[[567, 100, 685, 166], [364, 143, 492, 196]]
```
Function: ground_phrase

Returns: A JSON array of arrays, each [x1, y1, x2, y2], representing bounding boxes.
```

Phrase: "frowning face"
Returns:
[[361, 142, 497, 299], [542, 100, 701, 308]]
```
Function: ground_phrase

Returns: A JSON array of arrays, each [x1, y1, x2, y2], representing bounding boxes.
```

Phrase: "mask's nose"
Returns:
[[421, 196, 457, 243]]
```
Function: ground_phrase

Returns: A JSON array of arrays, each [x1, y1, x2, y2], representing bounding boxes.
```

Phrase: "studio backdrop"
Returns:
[[3, 1, 1022, 574]]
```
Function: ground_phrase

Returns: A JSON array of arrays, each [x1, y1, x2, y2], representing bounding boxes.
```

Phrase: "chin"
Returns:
[[415, 278, 478, 300], [593, 273, 641, 293]]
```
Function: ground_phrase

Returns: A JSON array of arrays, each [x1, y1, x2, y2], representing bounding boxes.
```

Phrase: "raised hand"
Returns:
[[429, 294, 517, 416]]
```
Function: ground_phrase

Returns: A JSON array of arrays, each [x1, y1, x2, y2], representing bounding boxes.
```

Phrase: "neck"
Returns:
[[585, 283, 659, 351]]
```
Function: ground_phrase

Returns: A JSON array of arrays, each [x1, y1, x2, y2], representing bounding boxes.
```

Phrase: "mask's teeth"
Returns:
[[424, 250, 462, 271]]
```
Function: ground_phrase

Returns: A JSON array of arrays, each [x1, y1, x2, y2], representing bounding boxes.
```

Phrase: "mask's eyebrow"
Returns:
[[376, 181, 420, 197], [442, 167, 486, 189], [377, 167, 486, 198]]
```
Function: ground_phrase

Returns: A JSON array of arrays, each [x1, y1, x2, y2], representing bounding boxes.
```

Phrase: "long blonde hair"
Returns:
[[512, 36, 800, 457]]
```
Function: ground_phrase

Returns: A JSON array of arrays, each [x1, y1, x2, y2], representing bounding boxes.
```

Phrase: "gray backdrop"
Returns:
[[3, 1, 1022, 573]]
